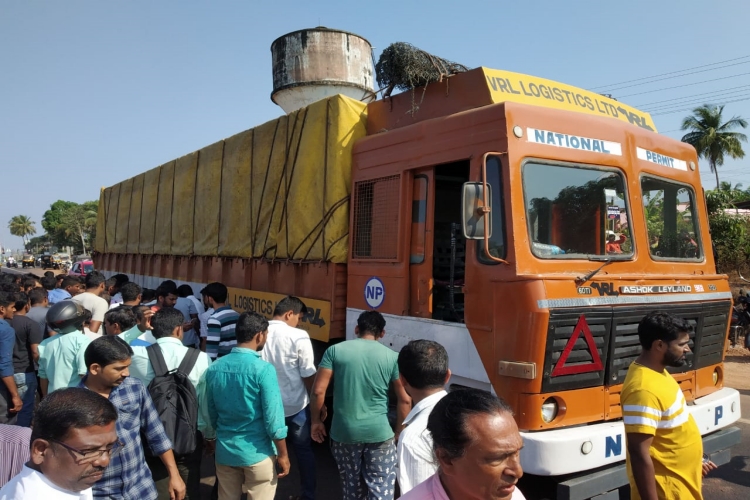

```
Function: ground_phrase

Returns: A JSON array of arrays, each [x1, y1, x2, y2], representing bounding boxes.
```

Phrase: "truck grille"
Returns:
[[541, 300, 730, 393]]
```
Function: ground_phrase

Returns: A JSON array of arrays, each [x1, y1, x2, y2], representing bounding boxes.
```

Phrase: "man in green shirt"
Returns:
[[38, 300, 91, 395], [311, 310, 411, 500]]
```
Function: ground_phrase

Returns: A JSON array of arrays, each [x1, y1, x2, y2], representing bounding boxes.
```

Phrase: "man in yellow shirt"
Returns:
[[621, 312, 717, 500]]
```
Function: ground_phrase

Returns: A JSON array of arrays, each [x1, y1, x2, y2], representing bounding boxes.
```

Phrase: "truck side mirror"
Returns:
[[462, 182, 492, 240]]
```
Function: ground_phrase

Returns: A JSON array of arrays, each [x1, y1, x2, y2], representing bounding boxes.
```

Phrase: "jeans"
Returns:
[[13, 372, 37, 427], [330, 438, 397, 500], [287, 406, 317, 500]]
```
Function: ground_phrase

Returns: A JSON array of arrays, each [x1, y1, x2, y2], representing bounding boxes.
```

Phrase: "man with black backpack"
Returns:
[[129, 307, 212, 500]]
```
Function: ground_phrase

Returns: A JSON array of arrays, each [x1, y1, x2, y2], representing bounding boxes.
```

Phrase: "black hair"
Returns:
[[151, 307, 185, 339], [28, 287, 48, 306], [0, 291, 13, 308], [0, 284, 19, 293], [13, 292, 29, 312], [398, 340, 449, 390], [272, 296, 308, 317], [156, 286, 177, 299], [111, 274, 129, 287], [176, 284, 193, 298], [158, 280, 177, 293], [638, 311, 693, 349], [21, 277, 39, 291], [428, 388, 514, 460], [43, 271, 55, 278], [202, 282, 228, 303], [55, 273, 67, 281], [356, 310, 386, 336], [236, 311, 269, 344], [40, 276, 57, 291], [84, 271, 106, 290], [84, 336, 133, 368], [132, 305, 151, 321], [61, 277, 82, 289], [30, 387, 118, 443], [103, 307, 136, 332], [120, 282, 142, 303], [141, 288, 156, 302]]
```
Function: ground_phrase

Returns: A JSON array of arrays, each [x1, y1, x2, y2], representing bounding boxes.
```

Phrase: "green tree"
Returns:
[[59, 202, 98, 255], [681, 104, 748, 190], [7, 215, 37, 245]]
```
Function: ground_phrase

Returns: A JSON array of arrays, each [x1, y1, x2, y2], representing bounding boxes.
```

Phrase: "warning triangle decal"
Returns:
[[551, 315, 604, 377]]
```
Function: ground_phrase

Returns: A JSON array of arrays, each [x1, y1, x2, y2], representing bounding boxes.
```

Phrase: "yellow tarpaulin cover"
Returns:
[[96, 95, 367, 263]]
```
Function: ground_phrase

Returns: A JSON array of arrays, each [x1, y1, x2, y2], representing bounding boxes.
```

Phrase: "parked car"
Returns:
[[21, 254, 35, 268], [69, 260, 95, 277]]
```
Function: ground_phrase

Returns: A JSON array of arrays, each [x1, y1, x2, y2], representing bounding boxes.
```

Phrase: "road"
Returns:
[[4, 265, 749, 499]]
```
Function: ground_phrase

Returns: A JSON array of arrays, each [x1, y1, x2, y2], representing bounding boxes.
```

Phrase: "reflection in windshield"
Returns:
[[642, 177, 701, 260], [524, 163, 632, 259], [84, 264, 94, 273]]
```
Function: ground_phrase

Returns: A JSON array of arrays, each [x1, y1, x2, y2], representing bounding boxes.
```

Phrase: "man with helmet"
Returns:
[[37, 300, 92, 395]]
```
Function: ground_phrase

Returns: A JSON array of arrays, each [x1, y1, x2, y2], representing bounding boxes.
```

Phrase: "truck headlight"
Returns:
[[541, 398, 559, 423]]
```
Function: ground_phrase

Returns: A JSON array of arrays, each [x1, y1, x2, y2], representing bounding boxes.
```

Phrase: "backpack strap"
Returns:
[[146, 344, 170, 377], [177, 347, 201, 377]]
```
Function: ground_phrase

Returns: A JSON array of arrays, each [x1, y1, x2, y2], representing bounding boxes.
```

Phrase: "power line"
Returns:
[[590, 55, 750, 90], [643, 90, 750, 113], [593, 60, 750, 92], [651, 96, 750, 116], [633, 85, 750, 108], [616, 72, 750, 98]]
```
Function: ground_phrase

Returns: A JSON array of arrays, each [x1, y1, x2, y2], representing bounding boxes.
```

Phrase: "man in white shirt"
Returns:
[[260, 296, 317, 500], [72, 272, 109, 334], [396, 340, 450, 493], [174, 285, 200, 348], [197, 288, 213, 352], [0, 387, 119, 500]]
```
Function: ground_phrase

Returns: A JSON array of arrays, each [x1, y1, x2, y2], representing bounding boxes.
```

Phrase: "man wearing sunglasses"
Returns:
[[0, 387, 120, 499]]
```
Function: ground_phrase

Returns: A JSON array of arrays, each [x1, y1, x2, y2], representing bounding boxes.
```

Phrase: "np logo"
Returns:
[[591, 282, 619, 296], [606, 434, 623, 458], [364, 277, 385, 309]]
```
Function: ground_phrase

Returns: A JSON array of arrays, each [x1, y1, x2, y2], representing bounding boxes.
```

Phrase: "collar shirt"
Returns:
[[399, 472, 526, 500], [37, 332, 91, 393], [119, 325, 155, 346], [204, 347, 287, 467], [0, 466, 92, 500], [0, 424, 31, 488], [187, 296, 205, 315], [78, 377, 172, 500], [205, 306, 239, 360], [260, 320, 316, 417], [174, 298, 198, 347], [397, 390, 447, 493], [0, 321, 14, 379], [129, 337, 213, 438], [47, 288, 72, 305]]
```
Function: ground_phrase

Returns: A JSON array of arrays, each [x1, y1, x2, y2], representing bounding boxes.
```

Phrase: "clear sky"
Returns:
[[1, 0, 748, 252]]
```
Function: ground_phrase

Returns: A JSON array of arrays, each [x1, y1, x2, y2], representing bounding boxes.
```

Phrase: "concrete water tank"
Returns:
[[271, 28, 375, 114]]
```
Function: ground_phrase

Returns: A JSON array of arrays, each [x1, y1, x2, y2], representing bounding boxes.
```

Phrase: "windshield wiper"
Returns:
[[576, 258, 613, 286]]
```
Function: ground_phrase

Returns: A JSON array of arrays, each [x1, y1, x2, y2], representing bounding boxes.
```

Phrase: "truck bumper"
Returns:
[[520, 387, 741, 476]]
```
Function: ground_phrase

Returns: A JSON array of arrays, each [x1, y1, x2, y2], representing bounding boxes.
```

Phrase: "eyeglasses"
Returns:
[[50, 439, 124, 464]]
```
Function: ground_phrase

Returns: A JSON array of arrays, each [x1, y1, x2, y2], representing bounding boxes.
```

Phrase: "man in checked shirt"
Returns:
[[80, 336, 186, 500]]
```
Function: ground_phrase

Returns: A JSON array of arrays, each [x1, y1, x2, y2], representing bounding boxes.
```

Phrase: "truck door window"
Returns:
[[478, 155, 506, 264], [641, 176, 701, 260], [410, 175, 428, 264], [523, 162, 632, 259]]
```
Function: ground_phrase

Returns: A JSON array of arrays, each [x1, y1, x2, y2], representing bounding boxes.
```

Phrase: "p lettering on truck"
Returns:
[[605, 434, 622, 458], [715, 405, 723, 426]]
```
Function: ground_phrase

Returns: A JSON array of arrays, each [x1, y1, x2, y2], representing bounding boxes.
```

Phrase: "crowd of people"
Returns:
[[0, 269, 721, 500]]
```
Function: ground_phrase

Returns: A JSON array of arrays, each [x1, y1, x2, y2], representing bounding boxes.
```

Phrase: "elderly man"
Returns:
[[0, 387, 120, 499], [400, 388, 525, 500]]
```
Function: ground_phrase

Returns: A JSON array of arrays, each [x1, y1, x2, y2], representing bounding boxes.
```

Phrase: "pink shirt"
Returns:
[[400, 473, 525, 500]]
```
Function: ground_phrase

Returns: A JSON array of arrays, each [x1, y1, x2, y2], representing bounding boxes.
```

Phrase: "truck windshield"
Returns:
[[641, 176, 701, 260], [523, 162, 633, 259]]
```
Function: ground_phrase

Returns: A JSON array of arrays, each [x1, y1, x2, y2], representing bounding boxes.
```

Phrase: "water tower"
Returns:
[[271, 28, 375, 114]]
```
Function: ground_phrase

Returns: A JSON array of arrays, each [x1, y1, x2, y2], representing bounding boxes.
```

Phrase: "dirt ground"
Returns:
[[726, 342, 750, 391]]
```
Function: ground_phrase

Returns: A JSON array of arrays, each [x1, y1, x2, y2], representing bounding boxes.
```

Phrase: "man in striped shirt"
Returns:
[[204, 283, 239, 360], [621, 312, 716, 500]]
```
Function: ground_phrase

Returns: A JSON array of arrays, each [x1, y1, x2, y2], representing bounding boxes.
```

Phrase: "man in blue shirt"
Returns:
[[0, 292, 22, 424], [205, 311, 289, 500], [81, 336, 186, 500]]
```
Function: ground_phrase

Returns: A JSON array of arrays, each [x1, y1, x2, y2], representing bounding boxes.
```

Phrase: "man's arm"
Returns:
[[88, 320, 102, 334], [29, 343, 40, 364], [0, 376, 21, 412], [310, 367, 332, 443], [274, 438, 290, 478], [0, 334, 21, 412], [39, 377, 49, 397], [392, 377, 412, 440], [626, 433, 658, 500], [157, 449, 186, 500]]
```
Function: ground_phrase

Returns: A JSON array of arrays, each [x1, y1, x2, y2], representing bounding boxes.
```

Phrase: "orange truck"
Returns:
[[95, 66, 741, 498]]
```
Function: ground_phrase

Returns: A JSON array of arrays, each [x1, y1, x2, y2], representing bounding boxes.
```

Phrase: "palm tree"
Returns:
[[681, 104, 748, 190], [8, 215, 37, 246]]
